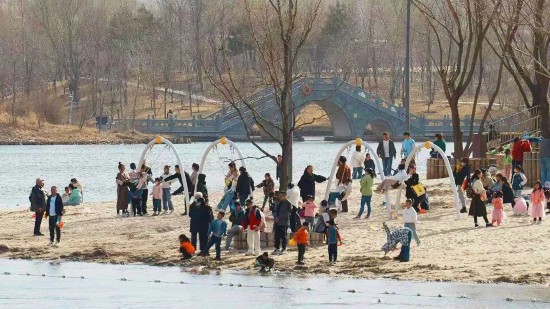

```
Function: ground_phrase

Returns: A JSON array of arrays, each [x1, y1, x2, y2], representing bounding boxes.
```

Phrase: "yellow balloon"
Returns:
[[155, 136, 163, 144], [220, 137, 227, 145], [288, 238, 297, 247], [425, 141, 431, 149], [355, 138, 362, 146]]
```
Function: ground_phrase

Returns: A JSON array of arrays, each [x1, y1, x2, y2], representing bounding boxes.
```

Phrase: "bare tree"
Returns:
[[204, 0, 323, 189], [489, 0, 549, 138], [415, 0, 502, 158]]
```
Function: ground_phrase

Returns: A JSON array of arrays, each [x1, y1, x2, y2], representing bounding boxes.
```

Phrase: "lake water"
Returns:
[[0, 259, 548, 308], [0, 139, 448, 208]]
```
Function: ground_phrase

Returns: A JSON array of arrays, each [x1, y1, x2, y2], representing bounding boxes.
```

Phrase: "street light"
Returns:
[[404, 0, 411, 132]]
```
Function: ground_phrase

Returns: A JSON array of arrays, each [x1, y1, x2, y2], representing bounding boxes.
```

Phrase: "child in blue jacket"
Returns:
[[199, 211, 227, 260]]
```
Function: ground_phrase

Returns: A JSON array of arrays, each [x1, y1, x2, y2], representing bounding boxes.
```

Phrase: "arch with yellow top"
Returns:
[[324, 138, 393, 219], [394, 141, 461, 219], [196, 137, 246, 194], [138, 136, 190, 206]]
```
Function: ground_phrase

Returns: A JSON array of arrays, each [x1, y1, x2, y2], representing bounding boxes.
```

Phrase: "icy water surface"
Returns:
[[0, 259, 548, 308]]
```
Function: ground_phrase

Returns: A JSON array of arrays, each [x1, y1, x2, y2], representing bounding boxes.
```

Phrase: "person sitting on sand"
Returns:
[[255, 252, 275, 272], [179, 234, 195, 260], [70, 178, 83, 202], [64, 183, 82, 206], [313, 200, 330, 234], [381, 222, 413, 262], [513, 196, 529, 215], [61, 186, 71, 204]]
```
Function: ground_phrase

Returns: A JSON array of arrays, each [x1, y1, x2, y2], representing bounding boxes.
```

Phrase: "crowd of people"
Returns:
[[28, 177, 83, 246], [29, 132, 549, 271]]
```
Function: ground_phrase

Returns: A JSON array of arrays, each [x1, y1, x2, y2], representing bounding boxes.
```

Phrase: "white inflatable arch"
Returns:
[[394, 141, 461, 219], [324, 138, 393, 218], [138, 136, 190, 206], [196, 137, 245, 194]]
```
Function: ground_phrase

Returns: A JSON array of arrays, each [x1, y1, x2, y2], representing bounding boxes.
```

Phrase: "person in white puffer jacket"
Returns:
[[351, 146, 365, 180]]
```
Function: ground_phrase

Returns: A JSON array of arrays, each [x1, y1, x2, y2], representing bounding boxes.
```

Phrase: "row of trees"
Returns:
[[0, 0, 548, 186]]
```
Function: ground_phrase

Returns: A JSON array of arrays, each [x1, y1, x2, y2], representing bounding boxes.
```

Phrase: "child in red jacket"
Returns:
[[292, 222, 309, 265]]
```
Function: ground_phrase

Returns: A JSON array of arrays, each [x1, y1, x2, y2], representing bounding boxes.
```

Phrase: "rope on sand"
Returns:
[[0, 271, 548, 304]]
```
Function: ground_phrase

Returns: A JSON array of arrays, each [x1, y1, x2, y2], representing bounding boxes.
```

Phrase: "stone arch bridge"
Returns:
[[112, 77, 479, 141]]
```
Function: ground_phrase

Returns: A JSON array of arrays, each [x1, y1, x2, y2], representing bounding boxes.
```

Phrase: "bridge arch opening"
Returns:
[[365, 119, 395, 138], [296, 100, 352, 138]]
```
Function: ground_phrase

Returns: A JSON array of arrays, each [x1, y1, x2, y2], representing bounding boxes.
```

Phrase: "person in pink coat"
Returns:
[[530, 181, 546, 225], [491, 191, 507, 226], [302, 195, 317, 231]]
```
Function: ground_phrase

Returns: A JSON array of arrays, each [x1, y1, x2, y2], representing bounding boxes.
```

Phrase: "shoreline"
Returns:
[[1, 179, 548, 285]]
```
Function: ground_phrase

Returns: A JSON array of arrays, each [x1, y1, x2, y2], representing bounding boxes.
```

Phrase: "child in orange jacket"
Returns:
[[179, 234, 195, 260], [293, 222, 309, 265]]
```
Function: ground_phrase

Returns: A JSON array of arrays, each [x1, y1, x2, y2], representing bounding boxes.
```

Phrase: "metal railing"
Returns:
[[486, 105, 541, 148]]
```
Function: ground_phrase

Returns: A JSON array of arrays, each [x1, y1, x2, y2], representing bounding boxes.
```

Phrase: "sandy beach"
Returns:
[[1, 178, 549, 285]]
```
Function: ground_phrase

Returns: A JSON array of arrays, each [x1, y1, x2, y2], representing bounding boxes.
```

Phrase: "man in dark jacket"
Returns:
[[297, 165, 327, 201], [453, 158, 471, 213], [236, 167, 254, 206], [30, 178, 46, 236], [45, 186, 64, 246], [376, 132, 397, 176], [164, 165, 194, 215], [273, 191, 291, 255], [188, 194, 213, 252]]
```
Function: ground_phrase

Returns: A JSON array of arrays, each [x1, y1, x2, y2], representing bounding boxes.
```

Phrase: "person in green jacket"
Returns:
[[431, 133, 447, 158], [225, 201, 245, 250], [356, 168, 375, 219], [64, 183, 81, 206]]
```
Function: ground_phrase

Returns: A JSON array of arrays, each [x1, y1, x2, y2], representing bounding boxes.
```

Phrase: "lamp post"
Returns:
[[404, 0, 411, 132]]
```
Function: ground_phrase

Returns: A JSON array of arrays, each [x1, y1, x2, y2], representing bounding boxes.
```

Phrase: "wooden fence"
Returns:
[[427, 158, 497, 179], [523, 152, 540, 187]]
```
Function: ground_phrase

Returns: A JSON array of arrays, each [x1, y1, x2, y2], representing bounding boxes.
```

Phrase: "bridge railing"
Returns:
[[111, 118, 221, 134]]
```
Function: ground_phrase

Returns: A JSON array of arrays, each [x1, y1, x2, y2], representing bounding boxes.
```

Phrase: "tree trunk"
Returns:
[[534, 88, 549, 138], [11, 61, 16, 124], [69, 77, 79, 104], [449, 97, 464, 158]]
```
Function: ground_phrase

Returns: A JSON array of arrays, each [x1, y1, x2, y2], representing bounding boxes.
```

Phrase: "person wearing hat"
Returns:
[[29, 178, 47, 236], [225, 201, 245, 250], [335, 156, 352, 212], [243, 199, 265, 256]]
